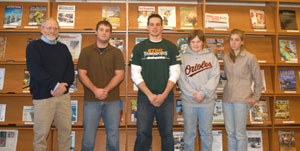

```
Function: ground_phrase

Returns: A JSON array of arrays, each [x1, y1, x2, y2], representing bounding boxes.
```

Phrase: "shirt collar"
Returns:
[[240, 49, 247, 56], [41, 35, 57, 45]]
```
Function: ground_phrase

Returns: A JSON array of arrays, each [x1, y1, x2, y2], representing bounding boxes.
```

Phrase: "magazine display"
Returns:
[[176, 99, 183, 122], [130, 99, 137, 122], [217, 70, 227, 92], [22, 106, 34, 124], [0, 68, 5, 90], [71, 100, 78, 123], [0, 130, 18, 151], [279, 10, 298, 30], [177, 37, 188, 56], [57, 5, 75, 27], [173, 131, 184, 151], [275, 100, 290, 121], [158, 6, 176, 29], [110, 38, 124, 53], [213, 99, 224, 124], [247, 130, 263, 151], [0, 37, 7, 59], [69, 70, 78, 92], [180, 7, 197, 29], [250, 99, 269, 123], [22, 69, 30, 93], [58, 33, 82, 60], [71, 131, 75, 151], [278, 130, 296, 151], [0, 104, 6, 122], [206, 38, 224, 61], [28, 5, 47, 26], [137, 6, 155, 28], [212, 130, 223, 151], [205, 13, 229, 29], [120, 100, 123, 122], [3, 5, 23, 28], [278, 69, 296, 91], [135, 37, 147, 44], [279, 39, 297, 62], [250, 9, 266, 30], [102, 6, 120, 28]]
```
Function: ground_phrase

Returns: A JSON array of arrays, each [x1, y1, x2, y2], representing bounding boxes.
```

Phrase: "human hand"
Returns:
[[248, 98, 257, 108], [151, 94, 166, 107], [51, 83, 68, 97], [94, 88, 108, 100], [193, 91, 204, 103], [147, 93, 158, 105]]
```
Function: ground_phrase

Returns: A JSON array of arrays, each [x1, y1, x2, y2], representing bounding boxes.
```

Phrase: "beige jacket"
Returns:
[[222, 50, 263, 103]]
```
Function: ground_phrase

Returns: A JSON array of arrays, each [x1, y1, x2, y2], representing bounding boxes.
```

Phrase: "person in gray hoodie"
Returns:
[[178, 30, 220, 151]]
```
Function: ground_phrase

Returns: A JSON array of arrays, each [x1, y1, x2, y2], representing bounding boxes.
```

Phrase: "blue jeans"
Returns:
[[183, 105, 214, 151], [81, 100, 120, 151], [134, 95, 174, 151], [223, 102, 249, 151]]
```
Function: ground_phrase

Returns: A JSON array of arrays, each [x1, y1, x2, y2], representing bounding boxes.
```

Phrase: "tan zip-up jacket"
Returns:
[[223, 50, 263, 103]]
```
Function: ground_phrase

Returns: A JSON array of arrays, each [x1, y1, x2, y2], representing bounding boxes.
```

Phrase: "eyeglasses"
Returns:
[[43, 26, 59, 31]]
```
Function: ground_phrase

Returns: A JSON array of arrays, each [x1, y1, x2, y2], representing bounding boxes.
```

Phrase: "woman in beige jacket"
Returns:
[[223, 29, 263, 151]]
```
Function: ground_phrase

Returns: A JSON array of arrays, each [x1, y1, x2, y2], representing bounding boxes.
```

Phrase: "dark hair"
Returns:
[[188, 30, 205, 44], [96, 20, 112, 33], [147, 14, 163, 26]]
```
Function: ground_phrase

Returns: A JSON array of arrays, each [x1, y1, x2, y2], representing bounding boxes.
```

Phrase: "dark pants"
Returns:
[[134, 94, 174, 151]]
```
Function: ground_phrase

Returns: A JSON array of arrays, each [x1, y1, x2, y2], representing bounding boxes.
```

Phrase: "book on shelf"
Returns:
[[22, 69, 30, 93], [212, 130, 222, 151], [180, 7, 197, 29], [177, 37, 188, 56], [158, 6, 176, 29], [275, 100, 290, 121], [250, 99, 268, 123], [278, 69, 296, 92], [205, 13, 229, 29], [298, 70, 300, 87], [247, 130, 263, 151], [69, 70, 78, 93], [279, 39, 297, 63], [28, 5, 47, 26], [110, 38, 124, 53], [217, 70, 227, 92], [0, 130, 18, 151], [213, 99, 224, 124], [0, 104, 6, 122], [206, 38, 224, 61], [251, 70, 266, 92], [0, 68, 5, 90], [0, 37, 7, 59], [57, 5, 75, 27], [137, 6, 155, 29], [176, 99, 183, 122], [71, 100, 78, 123], [22, 106, 34, 124], [279, 10, 298, 31], [173, 131, 184, 151], [58, 33, 82, 60], [102, 6, 120, 28], [249, 9, 266, 30], [130, 99, 137, 122], [135, 38, 147, 45], [71, 131, 75, 151], [120, 100, 123, 122], [278, 130, 296, 151], [3, 5, 23, 28]]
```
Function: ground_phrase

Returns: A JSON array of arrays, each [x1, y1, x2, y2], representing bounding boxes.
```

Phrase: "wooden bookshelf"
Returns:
[[0, 0, 300, 150]]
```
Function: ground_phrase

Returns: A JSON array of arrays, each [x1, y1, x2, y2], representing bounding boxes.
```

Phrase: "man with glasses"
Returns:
[[26, 18, 74, 151]]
